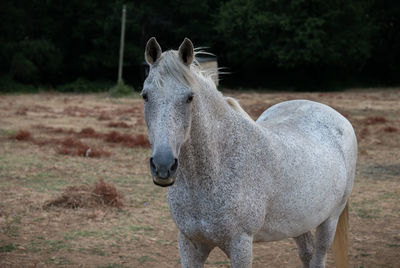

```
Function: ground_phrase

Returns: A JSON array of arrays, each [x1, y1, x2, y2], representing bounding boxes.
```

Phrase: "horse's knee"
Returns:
[[229, 234, 253, 268], [299, 250, 313, 265]]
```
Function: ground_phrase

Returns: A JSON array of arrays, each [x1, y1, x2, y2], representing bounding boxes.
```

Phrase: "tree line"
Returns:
[[0, 0, 399, 90]]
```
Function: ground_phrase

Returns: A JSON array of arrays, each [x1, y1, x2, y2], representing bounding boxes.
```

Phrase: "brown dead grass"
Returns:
[[62, 106, 94, 117], [76, 127, 103, 139], [33, 124, 77, 135], [10, 123, 149, 157], [383, 126, 398, 133], [11, 131, 111, 158], [107, 121, 131, 128], [56, 137, 111, 158], [44, 179, 123, 209], [105, 131, 150, 147], [364, 116, 387, 124], [97, 112, 112, 121], [11, 130, 32, 141], [15, 107, 28, 115]]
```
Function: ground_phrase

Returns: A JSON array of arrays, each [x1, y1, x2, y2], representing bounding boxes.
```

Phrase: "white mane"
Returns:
[[151, 49, 254, 121], [152, 49, 218, 90]]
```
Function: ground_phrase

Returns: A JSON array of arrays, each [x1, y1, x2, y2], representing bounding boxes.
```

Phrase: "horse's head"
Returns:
[[142, 37, 195, 187]]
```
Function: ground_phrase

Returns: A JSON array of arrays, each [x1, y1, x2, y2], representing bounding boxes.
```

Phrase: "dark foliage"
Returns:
[[0, 0, 399, 89]]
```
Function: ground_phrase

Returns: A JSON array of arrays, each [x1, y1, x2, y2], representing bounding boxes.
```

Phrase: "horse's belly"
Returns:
[[255, 170, 348, 241], [254, 206, 331, 242]]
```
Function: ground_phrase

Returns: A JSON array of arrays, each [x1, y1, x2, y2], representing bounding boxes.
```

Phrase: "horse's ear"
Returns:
[[145, 37, 162, 65], [178, 38, 194, 66]]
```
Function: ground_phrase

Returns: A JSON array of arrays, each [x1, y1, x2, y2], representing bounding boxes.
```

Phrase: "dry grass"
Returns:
[[11, 130, 32, 141], [56, 137, 111, 158], [383, 126, 398, 133], [11, 131, 111, 158], [44, 180, 123, 209], [107, 121, 131, 128], [363, 116, 388, 125], [0, 90, 399, 267], [104, 131, 150, 147]]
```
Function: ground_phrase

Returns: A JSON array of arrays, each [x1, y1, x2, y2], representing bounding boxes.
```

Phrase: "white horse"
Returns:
[[142, 37, 357, 268]]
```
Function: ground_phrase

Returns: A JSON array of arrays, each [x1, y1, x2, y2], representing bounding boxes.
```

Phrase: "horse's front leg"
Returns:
[[228, 233, 253, 268], [178, 231, 212, 268]]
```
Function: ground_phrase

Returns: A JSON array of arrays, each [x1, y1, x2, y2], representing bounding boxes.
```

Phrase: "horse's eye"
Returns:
[[186, 94, 194, 103], [142, 93, 148, 102]]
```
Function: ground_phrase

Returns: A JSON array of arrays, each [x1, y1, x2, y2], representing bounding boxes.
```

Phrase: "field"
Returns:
[[0, 89, 399, 267]]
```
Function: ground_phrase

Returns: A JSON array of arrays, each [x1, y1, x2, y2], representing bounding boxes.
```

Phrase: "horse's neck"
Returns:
[[179, 88, 256, 179]]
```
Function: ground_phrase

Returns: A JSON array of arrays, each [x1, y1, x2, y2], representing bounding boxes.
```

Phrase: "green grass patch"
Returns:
[[0, 128, 17, 137], [386, 243, 400, 248], [98, 264, 131, 268], [129, 225, 154, 232], [65, 230, 101, 239], [1, 214, 22, 237], [44, 239, 72, 251], [78, 247, 107, 256], [0, 243, 16, 253], [206, 260, 230, 265], [354, 208, 380, 219], [44, 256, 74, 265], [156, 239, 174, 246], [352, 198, 381, 219], [360, 253, 371, 257], [137, 255, 155, 264]]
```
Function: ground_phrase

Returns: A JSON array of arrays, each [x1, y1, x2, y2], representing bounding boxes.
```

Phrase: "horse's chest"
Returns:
[[179, 215, 230, 243], [168, 187, 237, 244]]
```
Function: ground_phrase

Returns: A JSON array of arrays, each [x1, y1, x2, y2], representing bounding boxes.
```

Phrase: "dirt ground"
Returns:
[[0, 89, 399, 267]]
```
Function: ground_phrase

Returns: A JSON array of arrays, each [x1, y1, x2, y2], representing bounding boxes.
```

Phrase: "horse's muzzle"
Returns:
[[149, 149, 178, 187]]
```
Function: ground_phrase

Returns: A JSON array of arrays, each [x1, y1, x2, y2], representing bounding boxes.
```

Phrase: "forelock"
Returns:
[[148, 50, 217, 91], [152, 51, 194, 89]]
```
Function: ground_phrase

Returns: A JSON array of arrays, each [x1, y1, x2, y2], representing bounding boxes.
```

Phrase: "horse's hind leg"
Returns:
[[294, 231, 314, 267], [310, 215, 340, 268]]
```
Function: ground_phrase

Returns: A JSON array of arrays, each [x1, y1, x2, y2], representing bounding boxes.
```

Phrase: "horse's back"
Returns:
[[257, 100, 348, 130], [256, 100, 356, 154]]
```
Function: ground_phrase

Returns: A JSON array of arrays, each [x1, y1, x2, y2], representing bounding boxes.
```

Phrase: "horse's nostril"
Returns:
[[170, 158, 178, 172], [150, 157, 156, 171]]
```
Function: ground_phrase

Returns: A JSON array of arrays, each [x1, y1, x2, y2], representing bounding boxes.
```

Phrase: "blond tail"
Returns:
[[332, 203, 349, 268]]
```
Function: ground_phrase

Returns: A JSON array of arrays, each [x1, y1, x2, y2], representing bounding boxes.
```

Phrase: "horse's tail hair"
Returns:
[[332, 202, 349, 268]]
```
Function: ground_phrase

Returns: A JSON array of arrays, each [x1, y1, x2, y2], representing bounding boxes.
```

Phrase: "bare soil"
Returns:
[[0, 89, 399, 267]]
